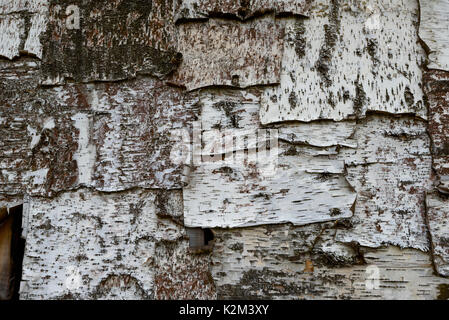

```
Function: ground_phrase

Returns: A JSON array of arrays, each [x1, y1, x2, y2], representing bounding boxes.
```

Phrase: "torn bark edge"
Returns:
[[424, 191, 449, 278], [416, 0, 449, 278], [416, 0, 449, 74], [175, 10, 310, 25], [305, 217, 367, 267]]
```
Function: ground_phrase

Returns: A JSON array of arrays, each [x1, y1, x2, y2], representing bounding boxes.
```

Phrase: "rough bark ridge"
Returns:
[[1, 0, 449, 299]]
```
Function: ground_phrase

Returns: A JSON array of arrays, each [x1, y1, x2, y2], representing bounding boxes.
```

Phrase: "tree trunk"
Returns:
[[1, 0, 449, 300]]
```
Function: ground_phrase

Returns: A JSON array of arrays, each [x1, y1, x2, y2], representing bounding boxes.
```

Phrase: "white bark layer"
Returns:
[[184, 90, 356, 228], [419, 0, 449, 71], [260, 0, 426, 123], [335, 115, 432, 251], [19, 188, 215, 300]]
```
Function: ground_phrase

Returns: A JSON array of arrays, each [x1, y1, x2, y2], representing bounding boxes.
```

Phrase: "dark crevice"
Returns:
[[186, 227, 215, 253], [0, 204, 25, 300], [175, 10, 308, 25]]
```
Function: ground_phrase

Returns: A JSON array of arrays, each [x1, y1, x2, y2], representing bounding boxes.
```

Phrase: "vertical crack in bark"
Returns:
[[417, 0, 449, 277]]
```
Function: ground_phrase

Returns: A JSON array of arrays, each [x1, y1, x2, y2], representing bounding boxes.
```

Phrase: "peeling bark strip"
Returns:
[[20, 189, 158, 299], [170, 15, 283, 90], [276, 121, 357, 148], [260, 0, 426, 124], [426, 192, 449, 277], [196, 88, 358, 148], [184, 89, 356, 228], [424, 70, 449, 191], [335, 115, 432, 251], [175, 0, 312, 21], [211, 225, 449, 299], [184, 157, 356, 228], [41, 0, 180, 84], [424, 70, 449, 277], [419, 0, 449, 71], [0, 58, 82, 196], [20, 188, 215, 300], [0, 0, 48, 59], [0, 101, 82, 197]]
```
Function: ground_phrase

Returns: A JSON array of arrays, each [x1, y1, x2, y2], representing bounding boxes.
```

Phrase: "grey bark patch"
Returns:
[[290, 20, 306, 59], [426, 192, 449, 277], [41, 0, 180, 84], [315, 0, 340, 87], [154, 240, 216, 299], [92, 274, 151, 300], [423, 70, 449, 191]]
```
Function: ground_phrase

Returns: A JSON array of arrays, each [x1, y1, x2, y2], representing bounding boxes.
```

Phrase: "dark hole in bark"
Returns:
[[186, 227, 214, 253], [0, 204, 25, 300], [203, 228, 214, 245], [231, 75, 240, 86]]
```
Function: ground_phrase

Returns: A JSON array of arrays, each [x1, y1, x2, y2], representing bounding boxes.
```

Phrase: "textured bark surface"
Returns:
[[42, 0, 180, 84], [211, 227, 449, 299], [184, 88, 356, 227], [419, 0, 449, 71], [19, 188, 215, 299], [0, 62, 197, 195], [421, 1, 449, 278], [1, 0, 449, 300], [0, 0, 47, 59], [175, 0, 313, 21], [0, 211, 13, 299], [259, 0, 426, 123], [170, 16, 284, 90], [426, 192, 449, 277], [424, 69, 449, 191], [0, 58, 82, 197], [335, 115, 432, 251]]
